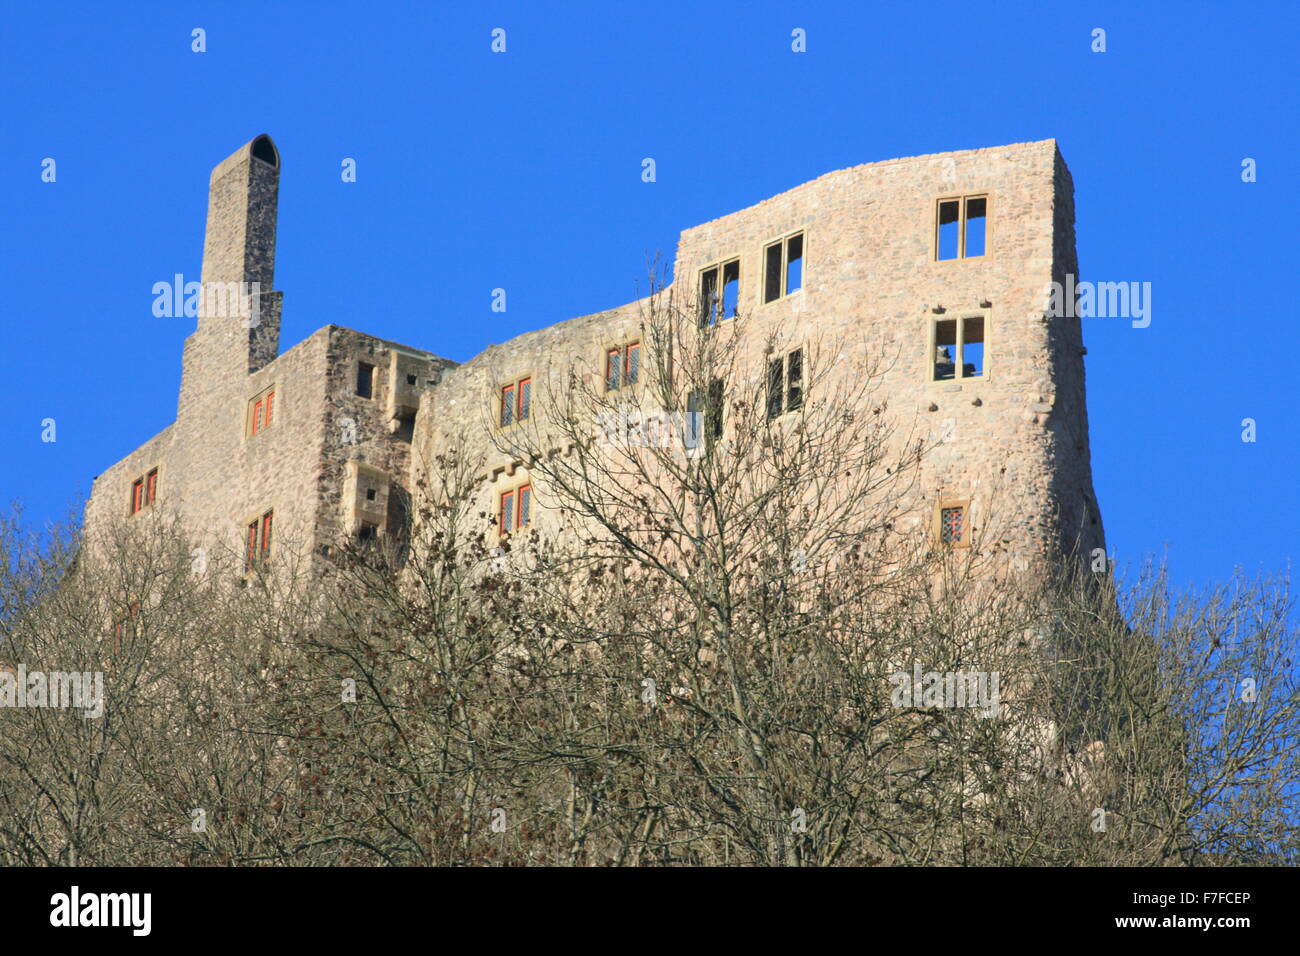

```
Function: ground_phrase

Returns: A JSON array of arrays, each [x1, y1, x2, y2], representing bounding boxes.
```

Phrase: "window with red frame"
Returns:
[[112, 601, 142, 653], [606, 349, 621, 390], [130, 468, 158, 514], [500, 489, 514, 534], [246, 509, 274, 570], [940, 505, 965, 544], [607, 343, 640, 391], [249, 386, 276, 436], [500, 377, 531, 427], [499, 484, 532, 535]]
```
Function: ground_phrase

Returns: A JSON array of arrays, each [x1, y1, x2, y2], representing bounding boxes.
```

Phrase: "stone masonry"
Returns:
[[83, 135, 1105, 580]]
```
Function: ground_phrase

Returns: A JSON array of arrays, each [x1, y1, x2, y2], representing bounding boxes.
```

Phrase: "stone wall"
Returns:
[[84, 136, 1104, 585], [83, 137, 455, 573], [410, 138, 1106, 574]]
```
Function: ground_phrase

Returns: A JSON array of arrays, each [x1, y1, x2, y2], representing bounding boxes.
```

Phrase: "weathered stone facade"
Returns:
[[83, 136, 455, 570], [84, 135, 1104, 578]]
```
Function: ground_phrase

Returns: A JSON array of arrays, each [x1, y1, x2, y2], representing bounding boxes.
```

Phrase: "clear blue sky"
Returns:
[[2, 1, 1296, 588]]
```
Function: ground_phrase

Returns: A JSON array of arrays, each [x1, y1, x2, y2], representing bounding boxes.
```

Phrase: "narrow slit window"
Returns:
[[785, 234, 803, 295], [356, 362, 374, 399], [518, 485, 532, 529], [700, 266, 719, 326], [764, 242, 783, 303], [625, 343, 640, 385], [145, 468, 158, 506], [685, 390, 704, 449], [707, 379, 724, 439], [961, 317, 984, 378], [934, 319, 957, 381], [501, 383, 515, 427], [964, 197, 987, 258], [767, 358, 784, 420], [786, 348, 803, 411], [246, 520, 258, 570], [261, 511, 273, 561], [131, 478, 144, 515], [721, 260, 740, 320], [937, 200, 960, 260], [518, 379, 531, 421], [500, 490, 514, 536], [607, 348, 622, 390]]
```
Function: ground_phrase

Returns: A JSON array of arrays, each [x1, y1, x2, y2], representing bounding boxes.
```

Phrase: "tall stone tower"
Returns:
[[184, 134, 283, 398], [84, 134, 454, 572]]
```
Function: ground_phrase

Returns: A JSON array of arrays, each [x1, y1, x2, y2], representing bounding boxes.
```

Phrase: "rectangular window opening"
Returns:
[[937, 200, 960, 261], [518, 485, 532, 529], [395, 413, 415, 443], [685, 391, 703, 450], [787, 348, 803, 411], [700, 266, 719, 326], [500, 491, 514, 536], [356, 362, 374, 399], [721, 260, 740, 320], [685, 385, 722, 447], [940, 505, 965, 545], [246, 520, 258, 571], [937, 196, 987, 260], [934, 319, 957, 381], [261, 511, 273, 562], [625, 343, 640, 385], [246, 510, 273, 570], [964, 197, 987, 258], [961, 316, 985, 378], [707, 379, 724, 440], [518, 378, 531, 421], [785, 234, 803, 295], [767, 358, 784, 420], [501, 384, 515, 427], [607, 348, 622, 390], [248, 386, 276, 437], [764, 242, 783, 303], [500, 377, 531, 426]]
